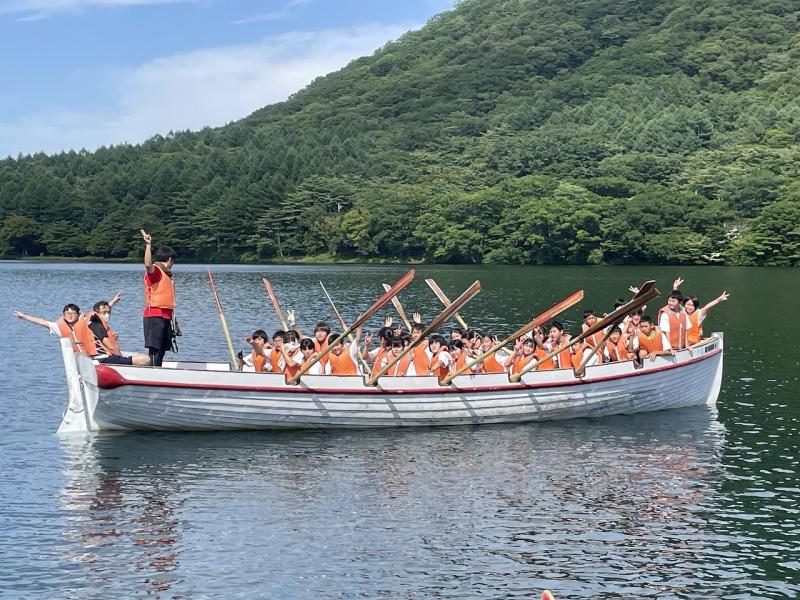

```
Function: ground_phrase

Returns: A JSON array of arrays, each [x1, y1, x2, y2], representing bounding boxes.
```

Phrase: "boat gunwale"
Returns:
[[92, 344, 723, 396]]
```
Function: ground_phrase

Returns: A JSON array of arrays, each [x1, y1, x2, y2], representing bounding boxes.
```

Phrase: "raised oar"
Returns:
[[320, 281, 372, 374], [509, 281, 660, 383], [367, 280, 481, 386], [425, 278, 469, 330], [262, 277, 289, 331], [382, 282, 413, 331], [287, 269, 415, 384], [441, 289, 584, 385], [208, 268, 239, 371]]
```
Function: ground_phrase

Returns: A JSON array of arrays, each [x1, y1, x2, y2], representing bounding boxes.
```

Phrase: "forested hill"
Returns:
[[1, 0, 799, 265]]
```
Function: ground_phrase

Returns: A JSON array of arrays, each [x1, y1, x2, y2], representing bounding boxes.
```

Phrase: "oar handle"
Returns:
[[442, 289, 584, 384], [382, 283, 413, 331], [208, 268, 239, 370], [367, 280, 481, 386], [262, 277, 289, 331], [425, 278, 469, 330]]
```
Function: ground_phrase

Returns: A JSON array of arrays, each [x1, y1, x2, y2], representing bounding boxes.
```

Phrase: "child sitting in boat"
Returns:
[[325, 333, 362, 375], [242, 329, 270, 372]]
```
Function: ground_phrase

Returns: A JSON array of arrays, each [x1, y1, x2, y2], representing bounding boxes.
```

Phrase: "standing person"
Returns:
[[141, 229, 177, 367], [683, 291, 730, 347]]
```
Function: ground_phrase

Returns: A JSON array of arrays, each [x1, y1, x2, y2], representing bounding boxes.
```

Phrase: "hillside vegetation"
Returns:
[[1, 0, 799, 265]]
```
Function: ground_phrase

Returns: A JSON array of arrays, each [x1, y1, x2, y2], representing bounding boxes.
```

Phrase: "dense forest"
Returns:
[[1, 0, 799, 265]]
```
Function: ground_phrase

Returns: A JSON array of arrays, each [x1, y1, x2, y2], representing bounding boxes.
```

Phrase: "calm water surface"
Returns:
[[1, 262, 798, 599]]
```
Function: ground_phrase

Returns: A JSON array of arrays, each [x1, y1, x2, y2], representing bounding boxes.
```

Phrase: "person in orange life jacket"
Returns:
[[404, 322, 430, 376], [603, 327, 630, 362], [379, 338, 412, 376], [474, 333, 508, 373], [266, 330, 288, 373], [657, 291, 689, 350], [682, 291, 730, 347], [505, 336, 536, 375], [141, 229, 177, 367], [85, 301, 150, 366], [288, 337, 323, 375], [324, 331, 363, 375], [241, 330, 270, 372], [362, 326, 394, 364], [630, 315, 674, 362], [580, 310, 603, 365], [426, 334, 453, 380], [14, 293, 123, 352]]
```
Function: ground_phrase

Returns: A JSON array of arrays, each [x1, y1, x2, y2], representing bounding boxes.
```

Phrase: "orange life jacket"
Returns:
[[144, 264, 176, 309], [556, 346, 572, 369], [584, 331, 603, 348], [429, 350, 450, 381], [328, 349, 359, 375], [570, 346, 585, 370], [637, 328, 665, 355], [533, 347, 555, 370], [269, 348, 283, 373], [481, 352, 505, 373], [511, 353, 534, 376], [75, 313, 120, 357], [283, 349, 301, 378], [410, 345, 431, 376], [658, 306, 686, 350], [454, 352, 468, 372], [251, 351, 267, 373], [370, 347, 388, 379], [314, 339, 329, 368], [56, 317, 83, 353], [384, 354, 412, 377], [604, 338, 628, 362], [686, 311, 703, 345]]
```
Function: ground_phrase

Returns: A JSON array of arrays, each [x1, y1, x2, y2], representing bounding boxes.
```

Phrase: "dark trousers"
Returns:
[[143, 316, 173, 367]]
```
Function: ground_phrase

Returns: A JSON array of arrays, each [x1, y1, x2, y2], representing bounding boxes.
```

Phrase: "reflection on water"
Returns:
[[49, 408, 770, 599]]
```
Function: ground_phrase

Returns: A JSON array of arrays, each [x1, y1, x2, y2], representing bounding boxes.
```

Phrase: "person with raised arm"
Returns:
[[77, 300, 150, 366], [683, 291, 730, 347], [141, 229, 178, 367], [15, 293, 123, 353]]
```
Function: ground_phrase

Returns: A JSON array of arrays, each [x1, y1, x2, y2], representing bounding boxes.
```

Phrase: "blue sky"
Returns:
[[0, 0, 455, 157]]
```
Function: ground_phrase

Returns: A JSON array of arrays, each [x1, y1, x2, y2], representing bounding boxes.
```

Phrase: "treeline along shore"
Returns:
[[1, 0, 798, 266]]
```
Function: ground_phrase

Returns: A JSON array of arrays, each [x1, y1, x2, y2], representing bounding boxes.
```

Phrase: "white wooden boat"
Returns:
[[56, 334, 724, 434]]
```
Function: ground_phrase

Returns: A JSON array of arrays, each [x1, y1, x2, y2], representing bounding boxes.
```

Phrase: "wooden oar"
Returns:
[[510, 281, 660, 383], [367, 280, 481, 385], [208, 268, 239, 371], [574, 324, 615, 377], [320, 281, 371, 374], [441, 289, 584, 385], [382, 282, 413, 331], [425, 278, 469, 330], [262, 277, 289, 331], [287, 269, 415, 384]]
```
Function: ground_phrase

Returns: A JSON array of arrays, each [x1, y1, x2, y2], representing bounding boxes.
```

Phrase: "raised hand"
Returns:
[[673, 276, 684, 291], [140, 229, 152, 244], [384, 316, 393, 328], [412, 312, 422, 324], [110, 291, 123, 306], [629, 285, 640, 295]]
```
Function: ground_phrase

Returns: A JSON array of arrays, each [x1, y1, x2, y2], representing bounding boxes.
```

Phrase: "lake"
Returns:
[[1, 262, 798, 598]]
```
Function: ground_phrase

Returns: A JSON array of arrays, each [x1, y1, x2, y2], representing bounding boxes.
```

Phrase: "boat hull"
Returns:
[[65, 335, 724, 432]]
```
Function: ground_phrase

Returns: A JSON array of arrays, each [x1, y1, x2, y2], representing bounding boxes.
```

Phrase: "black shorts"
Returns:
[[99, 354, 134, 365], [143, 317, 173, 352]]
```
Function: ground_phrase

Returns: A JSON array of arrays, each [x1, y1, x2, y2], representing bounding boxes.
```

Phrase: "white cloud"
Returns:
[[0, 0, 195, 20], [0, 24, 414, 157], [232, 0, 313, 26]]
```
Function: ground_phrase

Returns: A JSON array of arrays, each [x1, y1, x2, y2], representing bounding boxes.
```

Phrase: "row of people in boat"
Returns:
[[241, 279, 729, 379]]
